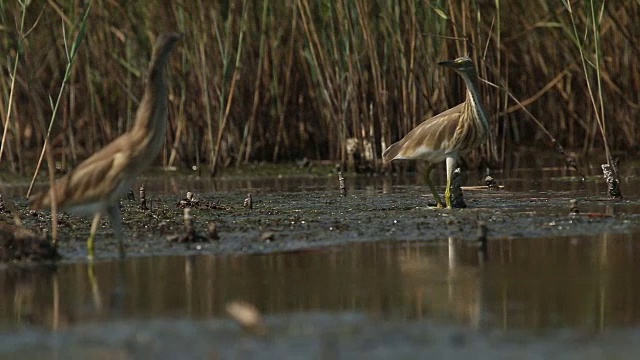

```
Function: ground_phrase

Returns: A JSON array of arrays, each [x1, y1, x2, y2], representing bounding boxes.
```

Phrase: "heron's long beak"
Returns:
[[438, 60, 457, 68]]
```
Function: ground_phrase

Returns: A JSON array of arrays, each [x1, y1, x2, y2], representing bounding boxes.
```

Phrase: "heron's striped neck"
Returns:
[[461, 73, 490, 135], [132, 53, 170, 134], [129, 49, 171, 162]]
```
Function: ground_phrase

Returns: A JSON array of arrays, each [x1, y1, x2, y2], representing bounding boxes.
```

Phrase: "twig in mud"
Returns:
[[178, 191, 199, 208], [169, 207, 207, 243], [569, 199, 579, 214], [139, 185, 148, 210], [0, 194, 6, 214], [127, 189, 135, 201], [602, 164, 622, 198], [485, 174, 497, 188], [226, 301, 266, 335], [207, 222, 220, 241], [338, 171, 346, 197], [451, 168, 467, 209], [243, 193, 253, 209]]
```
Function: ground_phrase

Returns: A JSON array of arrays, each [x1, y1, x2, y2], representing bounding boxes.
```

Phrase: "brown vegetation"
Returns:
[[0, 0, 636, 176]]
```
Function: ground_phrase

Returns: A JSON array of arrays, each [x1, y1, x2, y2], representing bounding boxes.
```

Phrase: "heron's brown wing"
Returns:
[[383, 103, 464, 161], [30, 33, 181, 212], [30, 136, 132, 210]]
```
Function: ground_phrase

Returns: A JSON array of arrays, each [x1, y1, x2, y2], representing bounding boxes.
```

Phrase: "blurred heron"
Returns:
[[30, 32, 182, 258]]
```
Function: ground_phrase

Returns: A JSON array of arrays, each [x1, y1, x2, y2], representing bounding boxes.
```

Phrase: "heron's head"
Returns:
[[154, 32, 183, 59], [438, 56, 476, 77]]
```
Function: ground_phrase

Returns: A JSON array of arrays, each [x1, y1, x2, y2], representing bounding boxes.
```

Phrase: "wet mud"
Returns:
[[0, 222, 58, 262], [2, 171, 638, 261]]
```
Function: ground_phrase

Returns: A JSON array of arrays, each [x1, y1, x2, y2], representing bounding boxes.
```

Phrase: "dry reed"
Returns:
[[0, 0, 636, 178]]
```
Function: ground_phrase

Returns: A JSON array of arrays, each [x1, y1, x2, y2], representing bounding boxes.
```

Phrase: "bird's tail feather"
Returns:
[[382, 141, 403, 163]]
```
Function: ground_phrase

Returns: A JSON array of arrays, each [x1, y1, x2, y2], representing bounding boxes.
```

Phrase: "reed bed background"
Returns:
[[0, 0, 636, 176]]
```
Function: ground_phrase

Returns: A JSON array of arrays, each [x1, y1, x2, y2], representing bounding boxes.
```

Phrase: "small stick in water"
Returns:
[[338, 171, 346, 197], [476, 221, 488, 261]]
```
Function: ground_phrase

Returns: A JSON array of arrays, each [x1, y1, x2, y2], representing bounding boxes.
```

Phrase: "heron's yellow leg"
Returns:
[[445, 179, 452, 209], [444, 157, 457, 209], [107, 205, 126, 259], [424, 163, 444, 208], [87, 261, 103, 311], [87, 213, 101, 260]]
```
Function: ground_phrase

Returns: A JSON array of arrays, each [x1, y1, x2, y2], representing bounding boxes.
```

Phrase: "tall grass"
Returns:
[[25, 1, 92, 243], [562, 0, 621, 196], [0, 0, 40, 173], [0, 0, 637, 177]]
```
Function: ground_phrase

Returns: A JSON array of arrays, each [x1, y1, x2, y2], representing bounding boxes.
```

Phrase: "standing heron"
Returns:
[[382, 56, 489, 209], [30, 32, 182, 259]]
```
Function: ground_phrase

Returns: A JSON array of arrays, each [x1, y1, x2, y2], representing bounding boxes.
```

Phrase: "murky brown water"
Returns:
[[2, 233, 640, 330], [2, 233, 640, 358]]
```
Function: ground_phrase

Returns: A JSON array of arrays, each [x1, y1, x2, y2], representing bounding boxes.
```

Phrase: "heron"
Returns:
[[30, 32, 182, 259], [382, 56, 489, 209]]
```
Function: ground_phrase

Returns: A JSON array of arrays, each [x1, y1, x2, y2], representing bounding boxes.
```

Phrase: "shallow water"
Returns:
[[3, 163, 640, 358], [2, 233, 640, 330], [2, 233, 640, 358]]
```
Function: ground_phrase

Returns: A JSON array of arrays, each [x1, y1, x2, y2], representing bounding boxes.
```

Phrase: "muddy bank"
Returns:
[[5, 174, 637, 261]]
